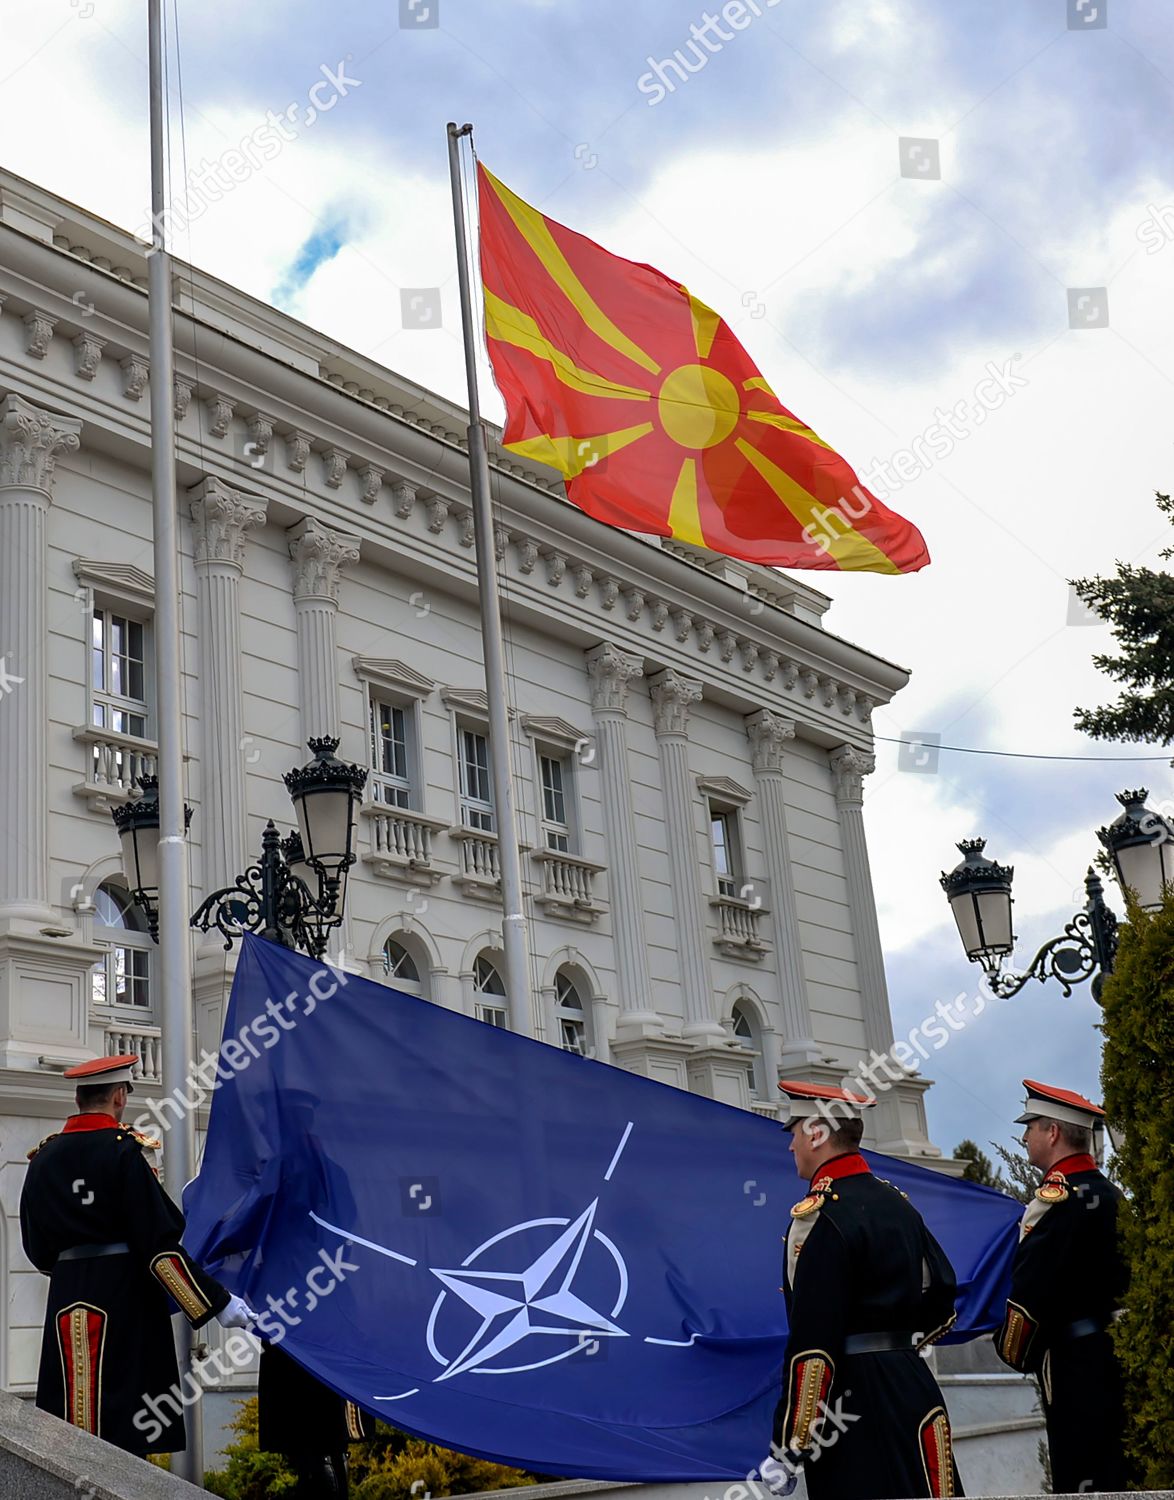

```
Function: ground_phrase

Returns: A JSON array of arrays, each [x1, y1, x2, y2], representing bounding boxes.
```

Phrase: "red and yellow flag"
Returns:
[[477, 164, 929, 575]]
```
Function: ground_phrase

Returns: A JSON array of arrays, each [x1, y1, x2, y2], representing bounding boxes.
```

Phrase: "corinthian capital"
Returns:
[[648, 668, 702, 737], [829, 743, 876, 807], [585, 641, 644, 715], [287, 517, 361, 603], [745, 708, 797, 774], [189, 477, 268, 569], [0, 394, 81, 494]]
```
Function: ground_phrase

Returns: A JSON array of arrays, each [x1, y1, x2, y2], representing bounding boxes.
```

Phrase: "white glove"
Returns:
[[216, 1293, 258, 1330], [758, 1457, 800, 1497]]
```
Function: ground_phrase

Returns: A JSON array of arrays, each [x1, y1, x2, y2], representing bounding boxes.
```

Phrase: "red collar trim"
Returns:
[[1049, 1153, 1097, 1177], [62, 1114, 121, 1133], [812, 1152, 871, 1186]]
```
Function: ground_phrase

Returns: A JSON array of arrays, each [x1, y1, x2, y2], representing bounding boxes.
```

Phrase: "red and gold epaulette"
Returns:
[[1036, 1173, 1069, 1205], [791, 1187, 827, 1219], [127, 1128, 162, 1150], [27, 1133, 59, 1160]]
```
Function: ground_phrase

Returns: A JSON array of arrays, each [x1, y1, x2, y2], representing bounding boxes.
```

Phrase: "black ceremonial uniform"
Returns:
[[994, 1153, 1127, 1493], [259, 1344, 367, 1498], [20, 1113, 231, 1454], [774, 1153, 962, 1500]]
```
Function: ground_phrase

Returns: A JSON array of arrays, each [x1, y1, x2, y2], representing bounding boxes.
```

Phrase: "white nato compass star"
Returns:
[[309, 1120, 700, 1404]]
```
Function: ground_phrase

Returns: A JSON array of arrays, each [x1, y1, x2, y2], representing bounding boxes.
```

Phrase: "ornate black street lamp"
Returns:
[[111, 776, 192, 940], [114, 737, 367, 961], [1097, 788, 1174, 913], [941, 788, 1173, 1004]]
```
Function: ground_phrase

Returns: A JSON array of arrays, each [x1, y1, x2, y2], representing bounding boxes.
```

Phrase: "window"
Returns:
[[555, 970, 591, 1055], [540, 754, 573, 852], [459, 729, 495, 833], [710, 805, 744, 899], [92, 608, 149, 738], [382, 938, 421, 987], [90, 882, 152, 1011], [474, 952, 507, 1027], [731, 1001, 764, 1098], [369, 698, 414, 808]]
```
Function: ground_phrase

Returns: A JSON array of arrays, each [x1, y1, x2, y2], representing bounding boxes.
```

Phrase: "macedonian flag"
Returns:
[[477, 164, 929, 574]]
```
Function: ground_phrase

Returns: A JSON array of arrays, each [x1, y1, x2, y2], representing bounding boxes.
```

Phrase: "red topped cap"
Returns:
[[778, 1079, 876, 1128], [63, 1054, 138, 1086], [778, 1079, 876, 1105], [1015, 1078, 1104, 1129]]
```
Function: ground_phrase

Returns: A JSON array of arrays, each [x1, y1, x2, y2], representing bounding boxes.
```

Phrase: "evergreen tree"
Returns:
[[953, 1138, 1005, 1189], [1099, 892, 1174, 1489], [1071, 491, 1174, 743], [990, 1142, 1037, 1205]]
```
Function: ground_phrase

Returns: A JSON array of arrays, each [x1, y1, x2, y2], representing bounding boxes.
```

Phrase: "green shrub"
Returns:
[[1099, 892, 1174, 1489], [206, 1398, 539, 1498]]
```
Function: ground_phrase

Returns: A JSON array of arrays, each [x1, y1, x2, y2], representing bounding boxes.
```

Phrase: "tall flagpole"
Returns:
[[446, 123, 534, 1033], [148, 0, 202, 1479]]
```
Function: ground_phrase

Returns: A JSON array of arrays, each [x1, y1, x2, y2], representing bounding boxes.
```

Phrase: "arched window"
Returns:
[[382, 938, 422, 993], [473, 952, 507, 1028], [554, 970, 593, 1056], [90, 880, 153, 1012], [731, 1000, 764, 1098]]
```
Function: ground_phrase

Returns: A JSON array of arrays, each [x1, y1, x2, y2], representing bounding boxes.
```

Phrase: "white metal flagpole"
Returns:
[[147, 0, 202, 1479], [445, 122, 534, 1033]]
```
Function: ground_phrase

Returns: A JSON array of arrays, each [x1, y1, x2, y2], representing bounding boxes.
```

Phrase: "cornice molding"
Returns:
[[696, 773, 754, 807], [72, 557, 154, 608], [352, 656, 436, 700], [520, 714, 590, 750]]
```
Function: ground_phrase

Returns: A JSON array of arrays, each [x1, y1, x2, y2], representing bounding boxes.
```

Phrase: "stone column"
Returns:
[[0, 396, 102, 1071], [585, 644, 660, 1034], [649, 669, 722, 1039], [287, 518, 360, 743], [745, 710, 822, 1068], [189, 478, 268, 897], [0, 395, 81, 922], [830, 744, 928, 1154]]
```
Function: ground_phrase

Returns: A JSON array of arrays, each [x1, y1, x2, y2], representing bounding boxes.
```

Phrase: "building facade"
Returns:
[[0, 168, 947, 1400]]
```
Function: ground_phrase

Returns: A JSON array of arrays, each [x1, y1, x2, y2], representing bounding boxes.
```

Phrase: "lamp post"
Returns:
[[113, 736, 367, 960], [940, 787, 1172, 1004]]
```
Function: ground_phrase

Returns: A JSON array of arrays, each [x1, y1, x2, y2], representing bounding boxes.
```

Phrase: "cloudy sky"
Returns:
[[4, 0, 1172, 1160]]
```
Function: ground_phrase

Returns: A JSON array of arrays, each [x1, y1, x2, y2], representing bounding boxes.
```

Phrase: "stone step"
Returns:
[[940, 1371, 1041, 1427]]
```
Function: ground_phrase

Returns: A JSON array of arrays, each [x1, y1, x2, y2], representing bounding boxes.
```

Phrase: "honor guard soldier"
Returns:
[[994, 1080, 1127, 1493], [19, 1054, 256, 1456], [258, 1343, 367, 1500], [760, 1081, 962, 1500]]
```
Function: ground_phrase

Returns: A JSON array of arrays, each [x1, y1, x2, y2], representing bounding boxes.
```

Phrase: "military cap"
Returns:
[[63, 1053, 139, 1090], [778, 1078, 876, 1131]]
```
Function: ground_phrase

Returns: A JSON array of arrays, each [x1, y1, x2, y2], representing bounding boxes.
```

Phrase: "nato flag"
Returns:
[[183, 935, 1020, 1481]]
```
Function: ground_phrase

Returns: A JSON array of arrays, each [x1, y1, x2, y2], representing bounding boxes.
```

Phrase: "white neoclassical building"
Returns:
[[0, 166, 951, 1401]]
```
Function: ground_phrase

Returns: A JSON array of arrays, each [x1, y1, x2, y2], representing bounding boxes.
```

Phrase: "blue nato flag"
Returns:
[[183, 935, 1020, 1481]]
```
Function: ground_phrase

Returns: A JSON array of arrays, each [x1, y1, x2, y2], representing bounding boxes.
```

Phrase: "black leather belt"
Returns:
[[844, 1331, 915, 1354], [56, 1242, 130, 1264]]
